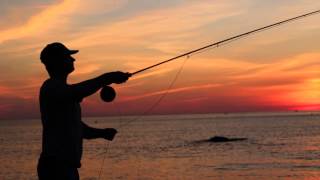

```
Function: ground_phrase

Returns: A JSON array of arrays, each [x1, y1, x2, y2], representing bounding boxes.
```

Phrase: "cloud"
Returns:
[[117, 52, 320, 108], [120, 83, 222, 102], [0, 0, 70, 43], [0, 0, 49, 31], [130, 67, 175, 81], [0, 0, 128, 44], [69, 1, 245, 51], [72, 63, 102, 76], [0, 96, 39, 120]]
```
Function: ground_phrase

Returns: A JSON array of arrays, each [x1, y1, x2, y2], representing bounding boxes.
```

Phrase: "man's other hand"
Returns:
[[103, 128, 118, 141]]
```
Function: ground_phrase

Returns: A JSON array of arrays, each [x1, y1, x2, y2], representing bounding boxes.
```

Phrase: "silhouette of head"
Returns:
[[40, 42, 78, 77]]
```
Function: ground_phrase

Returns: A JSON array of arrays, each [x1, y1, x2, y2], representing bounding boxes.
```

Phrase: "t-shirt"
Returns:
[[39, 78, 83, 168]]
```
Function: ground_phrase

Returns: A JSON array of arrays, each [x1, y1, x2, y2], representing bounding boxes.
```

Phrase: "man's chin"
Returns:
[[67, 68, 74, 74]]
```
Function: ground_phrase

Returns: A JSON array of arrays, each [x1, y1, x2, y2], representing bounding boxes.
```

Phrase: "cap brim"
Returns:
[[69, 50, 79, 54]]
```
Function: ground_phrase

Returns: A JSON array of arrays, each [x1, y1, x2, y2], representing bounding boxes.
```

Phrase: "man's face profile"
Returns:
[[60, 54, 76, 74], [40, 42, 78, 76]]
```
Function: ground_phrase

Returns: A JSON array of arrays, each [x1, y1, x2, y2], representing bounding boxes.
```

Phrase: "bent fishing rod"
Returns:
[[130, 9, 320, 76]]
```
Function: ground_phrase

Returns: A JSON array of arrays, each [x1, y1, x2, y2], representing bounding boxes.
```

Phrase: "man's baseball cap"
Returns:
[[40, 42, 78, 64]]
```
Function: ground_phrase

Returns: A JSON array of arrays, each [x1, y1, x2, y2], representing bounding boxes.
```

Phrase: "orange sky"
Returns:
[[0, 0, 319, 120]]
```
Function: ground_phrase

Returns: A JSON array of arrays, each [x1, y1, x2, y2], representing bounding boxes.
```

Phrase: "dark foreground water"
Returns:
[[1, 112, 320, 180]]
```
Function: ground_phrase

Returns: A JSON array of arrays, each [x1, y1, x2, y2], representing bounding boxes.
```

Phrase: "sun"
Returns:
[[288, 78, 320, 111]]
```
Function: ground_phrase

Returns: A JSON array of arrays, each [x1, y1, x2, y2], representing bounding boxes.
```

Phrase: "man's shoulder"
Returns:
[[41, 79, 66, 89], [40, 79, 70, 97], [40, 79, 76, 102]]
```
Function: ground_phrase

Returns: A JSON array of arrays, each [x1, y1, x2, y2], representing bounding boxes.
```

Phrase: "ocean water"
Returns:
[[0, 112, 320, 180]]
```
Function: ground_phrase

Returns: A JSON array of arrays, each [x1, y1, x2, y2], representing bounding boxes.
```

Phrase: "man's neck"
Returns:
[[50, 74, 68, 83]]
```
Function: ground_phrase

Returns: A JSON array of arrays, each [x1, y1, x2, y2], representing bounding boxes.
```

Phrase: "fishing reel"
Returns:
[[100, 85, 116, 102]]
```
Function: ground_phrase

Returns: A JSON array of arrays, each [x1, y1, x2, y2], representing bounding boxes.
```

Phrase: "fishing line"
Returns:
[[97, 142, 110, 179], [97, 101, 126, 179], [114, 9, 320, 140], [118, 57, 189, 129], [97, 57, 189, 179], [97, 9, 320, 179]]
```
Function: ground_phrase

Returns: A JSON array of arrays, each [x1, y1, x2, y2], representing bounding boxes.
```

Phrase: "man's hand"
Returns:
[[103, 128, 117, 141], [104, 71, 131, 84]]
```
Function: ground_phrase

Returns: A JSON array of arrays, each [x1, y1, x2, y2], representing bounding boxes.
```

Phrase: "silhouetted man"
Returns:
[[37, 42, 130, 180]]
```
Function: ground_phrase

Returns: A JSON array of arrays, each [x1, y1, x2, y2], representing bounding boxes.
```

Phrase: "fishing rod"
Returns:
[[98, 10, 320, 179], [130, 9, 320, 76]]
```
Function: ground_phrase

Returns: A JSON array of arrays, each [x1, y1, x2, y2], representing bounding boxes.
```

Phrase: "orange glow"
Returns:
[[289, 78, 320, 104], [289, 105, 320, 111], [119, 83, 221, 102], [0, 0, 71, 43], [0, 1, 320, 119]]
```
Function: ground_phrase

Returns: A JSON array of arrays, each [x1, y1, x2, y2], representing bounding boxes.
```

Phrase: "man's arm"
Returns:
[[70, 71, 130, 100], [82, 122, 117, 140]]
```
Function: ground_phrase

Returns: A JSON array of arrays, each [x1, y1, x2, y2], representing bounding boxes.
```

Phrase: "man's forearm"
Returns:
[[82, 122, 105, 139], [71, 74, 111, 99]]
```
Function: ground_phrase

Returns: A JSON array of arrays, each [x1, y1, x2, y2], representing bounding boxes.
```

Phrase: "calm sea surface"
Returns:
[[1, 112, 320, 180]]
